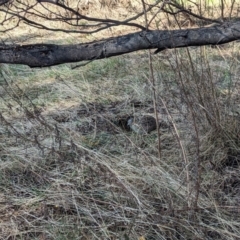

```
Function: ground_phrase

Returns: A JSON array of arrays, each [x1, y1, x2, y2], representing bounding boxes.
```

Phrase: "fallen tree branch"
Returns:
[[0, 21, 240, 68]]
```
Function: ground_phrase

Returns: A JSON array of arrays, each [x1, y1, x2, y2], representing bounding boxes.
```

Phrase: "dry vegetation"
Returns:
[[1, 0, 240, 239]]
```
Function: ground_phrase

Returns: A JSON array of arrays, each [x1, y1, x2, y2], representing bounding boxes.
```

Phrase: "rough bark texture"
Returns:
[[1, 21, 240, 68]]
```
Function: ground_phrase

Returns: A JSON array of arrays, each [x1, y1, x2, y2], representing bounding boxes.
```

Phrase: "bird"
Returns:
[[127, 115, 157, 134]]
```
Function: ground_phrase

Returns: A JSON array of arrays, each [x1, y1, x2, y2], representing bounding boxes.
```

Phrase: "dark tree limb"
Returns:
[[0, 0, 11, 5], [0, 21, 240, 68]]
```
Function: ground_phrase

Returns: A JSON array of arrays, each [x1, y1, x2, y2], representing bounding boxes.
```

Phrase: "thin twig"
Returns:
[[141, 0, 161, 160]]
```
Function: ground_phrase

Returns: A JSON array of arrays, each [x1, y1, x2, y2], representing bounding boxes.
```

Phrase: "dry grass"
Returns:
[[1, 1, 240, 240]]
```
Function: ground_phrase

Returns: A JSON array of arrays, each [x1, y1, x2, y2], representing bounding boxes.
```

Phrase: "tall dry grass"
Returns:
[[0, 0, 240, 239]]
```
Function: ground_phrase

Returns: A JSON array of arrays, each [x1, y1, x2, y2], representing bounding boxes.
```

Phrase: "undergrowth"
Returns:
[[1, 1, 240, 240], [1, 42, 240, 239]]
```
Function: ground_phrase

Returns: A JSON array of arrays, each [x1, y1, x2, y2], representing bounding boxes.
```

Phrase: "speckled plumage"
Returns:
[[127, 115, 157, 134]]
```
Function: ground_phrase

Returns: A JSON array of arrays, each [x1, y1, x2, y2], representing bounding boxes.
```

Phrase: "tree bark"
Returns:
[[1, 21, 240, 68]]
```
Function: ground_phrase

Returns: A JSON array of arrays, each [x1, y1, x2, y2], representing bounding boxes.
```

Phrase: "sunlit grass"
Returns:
[[1, 1, 240, 239]]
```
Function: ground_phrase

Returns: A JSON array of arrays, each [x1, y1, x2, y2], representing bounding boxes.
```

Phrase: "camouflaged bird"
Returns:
[[127, 115, 157, 134]]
